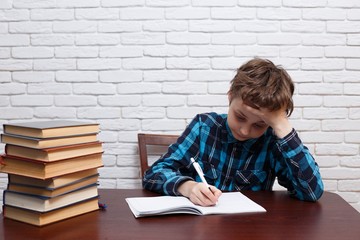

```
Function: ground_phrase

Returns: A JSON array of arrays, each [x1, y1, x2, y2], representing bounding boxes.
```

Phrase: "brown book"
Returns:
[[0, 153, 103, 179], [3, 197, 99, 226], [7, 173, 99, 198], [1, 133, 98, 149], [3, 184, 99, 212], [8, 168, 99, 189], [5, 141, 103, 162], [3, 120, 99, 138]]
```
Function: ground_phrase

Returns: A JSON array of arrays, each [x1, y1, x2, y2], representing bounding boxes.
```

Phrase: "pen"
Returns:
[[190, 157, 211, 191]]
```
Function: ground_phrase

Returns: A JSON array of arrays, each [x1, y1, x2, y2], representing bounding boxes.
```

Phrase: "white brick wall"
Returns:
[[0, 1, 360, 212]]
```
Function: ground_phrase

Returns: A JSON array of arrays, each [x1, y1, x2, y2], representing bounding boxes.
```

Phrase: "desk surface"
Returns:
[[1, 189, 360, 240]]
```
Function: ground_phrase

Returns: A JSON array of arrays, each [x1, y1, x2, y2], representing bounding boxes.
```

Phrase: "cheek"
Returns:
[[251, 128, 268, 138]]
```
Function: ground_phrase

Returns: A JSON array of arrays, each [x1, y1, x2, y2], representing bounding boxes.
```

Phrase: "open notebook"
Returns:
[[126, 192, 266, 218]]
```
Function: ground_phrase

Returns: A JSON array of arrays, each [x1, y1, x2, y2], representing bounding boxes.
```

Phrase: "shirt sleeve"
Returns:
[[274, 129, 324, 201], [142, 115, 201, 196]]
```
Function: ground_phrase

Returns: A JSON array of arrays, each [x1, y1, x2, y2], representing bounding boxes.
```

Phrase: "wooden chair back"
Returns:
[[137, 133, 179, 178]]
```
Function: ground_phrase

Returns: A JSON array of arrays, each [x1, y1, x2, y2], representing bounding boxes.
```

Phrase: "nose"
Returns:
[[239, 125, 250, 136]]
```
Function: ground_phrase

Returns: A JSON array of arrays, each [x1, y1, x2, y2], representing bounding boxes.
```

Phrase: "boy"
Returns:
[[143, 58, 324, 206]]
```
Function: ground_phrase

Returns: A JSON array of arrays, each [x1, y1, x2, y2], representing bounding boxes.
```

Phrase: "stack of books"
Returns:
[[0, 120, 104, 226]]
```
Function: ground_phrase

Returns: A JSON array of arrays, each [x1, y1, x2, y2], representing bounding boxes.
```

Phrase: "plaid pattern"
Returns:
[[143, 112, 324, 201]]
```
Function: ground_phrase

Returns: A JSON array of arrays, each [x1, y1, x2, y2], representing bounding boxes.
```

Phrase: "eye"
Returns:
[[254, 123, 267, 129]]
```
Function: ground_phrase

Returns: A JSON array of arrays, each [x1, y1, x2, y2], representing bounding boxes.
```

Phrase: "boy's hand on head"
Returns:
[[178, 181, 222, 206], [244, 104, 293, 138]]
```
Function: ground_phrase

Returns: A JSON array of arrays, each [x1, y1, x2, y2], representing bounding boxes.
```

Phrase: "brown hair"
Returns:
[[228, 58, 294, 116]]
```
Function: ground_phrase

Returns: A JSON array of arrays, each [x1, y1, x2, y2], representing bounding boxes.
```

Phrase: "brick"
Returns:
[[120, 7, 163, 20], [100, 46, 142, 58], [162, 82, 207, 94], [34, 107, 76, 118], [10, 22, 52, 33], [56, 0, 100, 8], [121, 33, 165, 45], [208, 82, 231, 94], [211, 7, 256, 19], [55, 96, 97, 106], [122, 107, 165, 119], [258, 34, 301, 45], [53, 21, 97, 33], [167, 32, 210, 44], [56, 70, 98, 82], [0, 72, 12, 83], [11, 95, 53, 106], [235, 21, 279, 33], [98, 21, 142, 33], [102, 0, 144, 7], [189, 70, 233, 82], [100, 70, 142, 83], [0, 59, 32, 70], [341, 156, 360, 167], [55, 46, 98, 58], [99, 119, 140, 131], [31, 9, 73, 20], [293, 95, 322, 107], [167, 107, 214, 119], [0, 83, 26, 94], [76, 34, 120, 45], [12, 46, 53, 58], [323, 120, 360, 131], [302, 8, 346, 20], [321, 168, 360, 180], [77, 59, 122, 70], [123, 58, 165, 70], [166, 57, 210, 69], [0, 47, 9, 59], [189, 20, 234, 32], [193, 0, 236, 7], [300, 131, 344, 143], [327, 21, 360, 33], [99, 95, 141, 107], [347, 59, 360, 70], [303, 108, 347, 119], [146, 0, 189, 7], [324, 71, 360, 83], [142, 119, 186, 131], [34, 59, 76, 70], [76, 8, 119, 20], [165, 7, 209, 19], [345, 84, 360, 95], [298, 83, 343, 95], [301, 59, 345, 70], [144, 70, 187, 82], [188, 95, 228, 107], [144, 46, 187, 57], [302, 34, 345, 46], [73, 83, 116, 95], [77, 107, 121, 119], [258, 8, 301, 20], [117, 83, 161, 94], [345, 132, 360, 143], [28, 83, 71, 94], [234, 46, 278, 57], [0, 107, 33, 119], [348, 34, 360, 45], [142, 95, 185, 107], [281, 46, 323, 58], [116, 179, 142, 189], [339, 180, 360, 191], [31, 34, 74, 46], [283, 0, 326, 7], [326, 46, 360, 58], [316, 144, 359, 156], [0, 9, 29, 21], [143, 20, 187, 32], [324, 96, 360, 107], [0, 34, 29, 46], [189, 45, 233, 57], [349, 108, 360, 119]]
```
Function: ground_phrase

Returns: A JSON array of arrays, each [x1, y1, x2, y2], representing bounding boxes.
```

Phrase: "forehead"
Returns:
[[230, 98, 265, 123]]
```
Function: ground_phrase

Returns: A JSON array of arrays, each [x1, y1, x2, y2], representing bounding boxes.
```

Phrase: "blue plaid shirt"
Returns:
[[143, 112, 324, 201]]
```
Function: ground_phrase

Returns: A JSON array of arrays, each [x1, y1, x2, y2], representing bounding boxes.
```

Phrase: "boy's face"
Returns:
[[227, 97, 269, 141]]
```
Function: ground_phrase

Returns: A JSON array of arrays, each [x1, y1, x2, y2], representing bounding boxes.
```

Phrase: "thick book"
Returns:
[[0, 153, 103, 179], [7, 173, 99, 198], [125, 192, 266, 218], [3, 120, 99, 138], [1, 133, 98, 149], [8, 168, 99, 189], [5, 141, 103, 162], [3, 184, 99, 212], [3, 197, 99, 226]]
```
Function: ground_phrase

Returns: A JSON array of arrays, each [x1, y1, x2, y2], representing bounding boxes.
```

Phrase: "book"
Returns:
[[3, 197, 99, 226], [1, 133, 98, 149], [7, 173, 99, 198], [8, 168, 99, 189], [0, 153, 103, 179], [3, 120, 99, 138], [3, 184, 98, 212], [5, 141, 103, 162], [125, 192, 266, 218]]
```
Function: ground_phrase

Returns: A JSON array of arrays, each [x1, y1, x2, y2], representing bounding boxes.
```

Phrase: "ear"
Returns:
[[227, 93, 232, 104]]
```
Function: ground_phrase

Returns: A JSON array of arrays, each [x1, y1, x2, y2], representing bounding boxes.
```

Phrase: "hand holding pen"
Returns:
[[189, 157, 221, 206]]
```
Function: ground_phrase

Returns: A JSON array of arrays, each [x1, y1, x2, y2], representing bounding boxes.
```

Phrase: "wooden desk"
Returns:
[[1, 189, 360, 240]]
